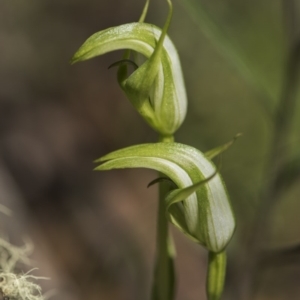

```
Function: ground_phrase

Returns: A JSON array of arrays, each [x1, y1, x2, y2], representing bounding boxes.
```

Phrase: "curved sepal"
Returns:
[[95, 143, 235, 252], [205, 133, 242, 160], [71, 1, 187, 135]]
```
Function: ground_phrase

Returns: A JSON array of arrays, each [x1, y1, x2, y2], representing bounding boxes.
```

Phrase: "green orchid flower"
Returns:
[[95, 143, 235, 253], [71, 0, 187, 136]]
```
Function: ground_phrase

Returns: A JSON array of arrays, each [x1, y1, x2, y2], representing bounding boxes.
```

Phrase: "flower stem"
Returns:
[[206, 251, 227, 300], [158, 135, 174, 143], [151, 134, 175, 300]]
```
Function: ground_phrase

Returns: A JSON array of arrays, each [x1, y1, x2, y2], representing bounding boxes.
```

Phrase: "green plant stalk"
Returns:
[[152, 134, 175, 300], [152, 174, 175, 300], [206, 251, 227, 300]]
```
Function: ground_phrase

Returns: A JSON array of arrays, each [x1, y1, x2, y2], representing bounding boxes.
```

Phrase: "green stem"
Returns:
[[206, 251, 227, 300], [158, 135, 174, 143], [151, 134, 175, 300]]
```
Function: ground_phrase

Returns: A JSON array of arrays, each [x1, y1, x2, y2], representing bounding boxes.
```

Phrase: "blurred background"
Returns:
[[0, 0, 300, 299]]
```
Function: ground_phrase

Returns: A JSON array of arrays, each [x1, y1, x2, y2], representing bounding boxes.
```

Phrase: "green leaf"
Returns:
[[95, 143, 235, 252]]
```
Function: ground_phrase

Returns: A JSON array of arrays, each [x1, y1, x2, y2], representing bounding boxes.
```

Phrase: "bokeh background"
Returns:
[[1, 0, 300, 299]]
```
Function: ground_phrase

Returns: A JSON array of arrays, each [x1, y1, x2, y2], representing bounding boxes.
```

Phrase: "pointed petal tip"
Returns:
[[69, 53, 80, 65], [93, 157, 107, 164], [93, 165, 103, 171]]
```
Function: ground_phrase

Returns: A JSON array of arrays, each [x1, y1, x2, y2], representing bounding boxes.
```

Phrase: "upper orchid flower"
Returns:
[[71, 0, 187, 135]]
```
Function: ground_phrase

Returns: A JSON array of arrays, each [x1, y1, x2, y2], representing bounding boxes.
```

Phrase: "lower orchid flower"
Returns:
[[95, 142, 235, 253]]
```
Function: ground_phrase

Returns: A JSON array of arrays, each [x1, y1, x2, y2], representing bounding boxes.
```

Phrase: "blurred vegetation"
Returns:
[[0, 0, 300, 299]]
